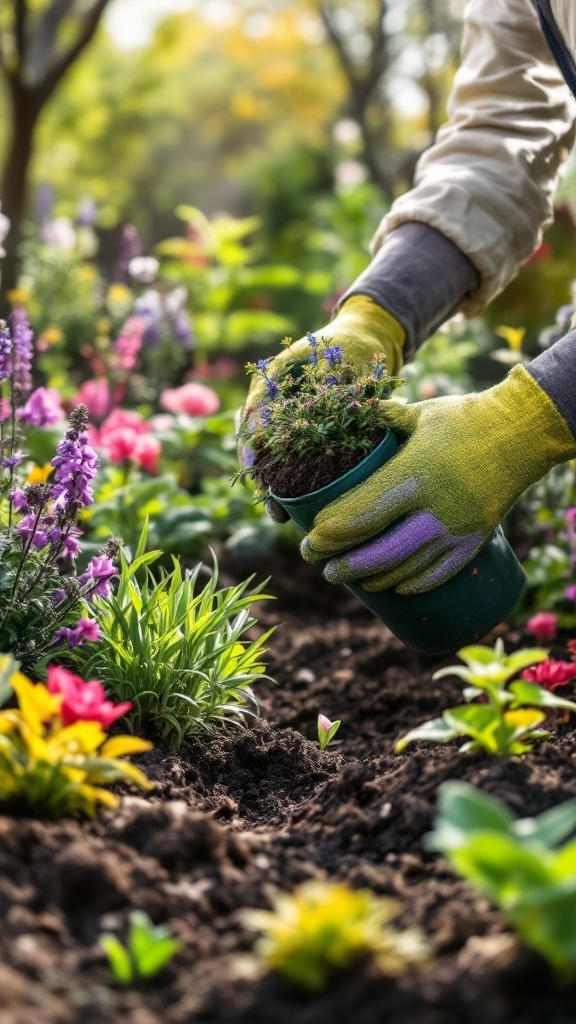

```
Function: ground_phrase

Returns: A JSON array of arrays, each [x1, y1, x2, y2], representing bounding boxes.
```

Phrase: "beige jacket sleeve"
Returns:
[[372, 0, 576, 317]]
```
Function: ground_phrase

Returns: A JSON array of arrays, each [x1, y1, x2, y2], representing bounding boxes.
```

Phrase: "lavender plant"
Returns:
[[0, 310, 119, 671], [237, 334, 401, 497]]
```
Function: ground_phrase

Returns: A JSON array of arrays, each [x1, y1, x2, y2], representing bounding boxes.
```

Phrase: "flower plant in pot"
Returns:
[[237, 335, 525, 654]]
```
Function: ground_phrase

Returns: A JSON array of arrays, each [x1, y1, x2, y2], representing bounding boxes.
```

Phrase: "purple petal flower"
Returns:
[[2, 453, 23, 469], [79, 554, 118, 599], [54, 617, 101, 649], [565, 585, 576, 602], [9, 488, 29, 512], [18, 387, 64, 427]]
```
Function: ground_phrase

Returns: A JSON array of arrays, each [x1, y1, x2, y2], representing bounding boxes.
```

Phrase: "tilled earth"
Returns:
[[3, 555, 576, 1024]]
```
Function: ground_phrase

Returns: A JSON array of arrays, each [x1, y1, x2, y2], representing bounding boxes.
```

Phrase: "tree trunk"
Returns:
[[1, 85, 40, 304]]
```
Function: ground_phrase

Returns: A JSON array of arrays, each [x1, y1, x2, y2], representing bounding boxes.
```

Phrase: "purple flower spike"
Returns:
[[9, 308, 33, 397], [50, 406, 99, 511], [0, 321, 12, 385]]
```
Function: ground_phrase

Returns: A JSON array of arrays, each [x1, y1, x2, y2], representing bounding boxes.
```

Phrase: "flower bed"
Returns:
[[2, 557, 576, 1024]]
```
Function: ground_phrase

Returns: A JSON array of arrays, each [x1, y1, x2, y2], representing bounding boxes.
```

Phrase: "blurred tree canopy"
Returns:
[[0, 0, 464, 251]]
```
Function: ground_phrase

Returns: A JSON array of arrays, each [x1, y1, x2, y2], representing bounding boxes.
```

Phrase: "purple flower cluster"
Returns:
[[50, 405, 99, 510], [323, 345, 343, 368], [0, 321, 12, 385], [9, 308, 33, 397]]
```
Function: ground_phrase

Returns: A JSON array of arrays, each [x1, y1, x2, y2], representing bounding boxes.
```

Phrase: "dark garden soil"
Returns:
[[5, 555, 576, 1024]]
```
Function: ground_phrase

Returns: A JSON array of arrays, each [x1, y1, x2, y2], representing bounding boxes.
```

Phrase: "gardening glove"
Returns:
[[300, 364, 576, 594], [237, 294, 405, 522]]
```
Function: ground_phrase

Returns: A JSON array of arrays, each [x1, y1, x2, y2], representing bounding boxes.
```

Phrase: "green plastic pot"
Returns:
[[271, 431, 526, 655]]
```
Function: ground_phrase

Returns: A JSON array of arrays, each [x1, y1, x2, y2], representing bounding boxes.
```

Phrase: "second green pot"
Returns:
[[271, 431, 526, 655]]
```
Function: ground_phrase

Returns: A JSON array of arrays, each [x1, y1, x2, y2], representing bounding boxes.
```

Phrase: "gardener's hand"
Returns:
[[237, 295, 405, 521], [300, 365, 576, 594]]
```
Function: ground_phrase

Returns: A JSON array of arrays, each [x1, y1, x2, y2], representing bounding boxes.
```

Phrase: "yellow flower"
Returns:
[[41, 326, 63, 347], [504, 708, 545, 729], [26, 464, 53, 485], [11, 674, 61, 735], [7, 288, 31, 305], [77, 264, 97, 283], [106, 283, 132, 307], [495, 326, 526, 352]]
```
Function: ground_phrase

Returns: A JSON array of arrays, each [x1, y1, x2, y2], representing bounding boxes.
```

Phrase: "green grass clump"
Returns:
[[71, 529, 275, 749]]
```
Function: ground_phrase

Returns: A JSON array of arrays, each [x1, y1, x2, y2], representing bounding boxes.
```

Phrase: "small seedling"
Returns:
[[241, 880, 428, 991], [100, 910, 182, 984], [317, 713, 341, 750], [428, 781, 576, 981], [396, 639, 576, 756]]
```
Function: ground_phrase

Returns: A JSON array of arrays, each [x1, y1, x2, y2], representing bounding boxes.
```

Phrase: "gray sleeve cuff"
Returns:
[[339, 222, 480, 359], [527, 328, 576, 438]]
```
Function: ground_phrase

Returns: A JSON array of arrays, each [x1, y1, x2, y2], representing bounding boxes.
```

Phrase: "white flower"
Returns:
[[129, 256, 159, 284], [0, 211, 10, 257], [41, 216, 76, 251]]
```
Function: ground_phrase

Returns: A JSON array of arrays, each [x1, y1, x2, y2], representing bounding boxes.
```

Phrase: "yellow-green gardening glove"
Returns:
[[237, 295, 406, 521], [300, 365, 576, 594]]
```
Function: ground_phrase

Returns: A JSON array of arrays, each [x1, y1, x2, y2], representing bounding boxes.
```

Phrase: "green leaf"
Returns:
[[509, 680, 576, 713], [395, 715, 461, 753], [513, 801, 576, 850], [450, 832, 554, 902], [427, 781, 514, 853], [100, 934, 133, 985]]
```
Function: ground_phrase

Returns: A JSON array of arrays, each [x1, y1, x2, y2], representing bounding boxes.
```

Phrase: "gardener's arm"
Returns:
[[342, 0, 576, 359]]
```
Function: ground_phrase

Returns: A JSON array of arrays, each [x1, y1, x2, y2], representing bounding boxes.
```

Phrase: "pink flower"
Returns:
[[160, 382, 220, 417], [18, 387, 64, 427], [91, 409, 161, 473], [318, 714, 333, 733], [566, 585, 576, 602], [73, 379, 111, 422], [521, 658, 576, 691], [526, 611, 558, 642], [99, 409, 149, 436], [46, 665, 132, 727]]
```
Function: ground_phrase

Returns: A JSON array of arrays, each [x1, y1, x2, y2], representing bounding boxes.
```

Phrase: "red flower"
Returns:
[[568, 639, 576, 661], [47, 665, 132, 728], [521, 658, 576, 691]]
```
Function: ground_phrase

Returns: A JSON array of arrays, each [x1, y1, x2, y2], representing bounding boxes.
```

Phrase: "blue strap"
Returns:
[[532, 0, 576, 98]]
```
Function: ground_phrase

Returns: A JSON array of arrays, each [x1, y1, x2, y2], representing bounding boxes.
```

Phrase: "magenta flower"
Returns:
[[521, 658, 576, 691], [46, 665, 131, 727], [566, 585, 576, 602], [160, 382, 220, 417], [526, 611, 558, 642], [18, 387, 64, 427], [53, 617, 102, 649], [317, 713, 341, 750]]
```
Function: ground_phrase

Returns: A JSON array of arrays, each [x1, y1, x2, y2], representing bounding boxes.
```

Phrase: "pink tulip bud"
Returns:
[[318, 714, 333, 732]]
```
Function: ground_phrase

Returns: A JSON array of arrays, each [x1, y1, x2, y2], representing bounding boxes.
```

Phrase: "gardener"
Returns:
[[240, 0, 576, 596]]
